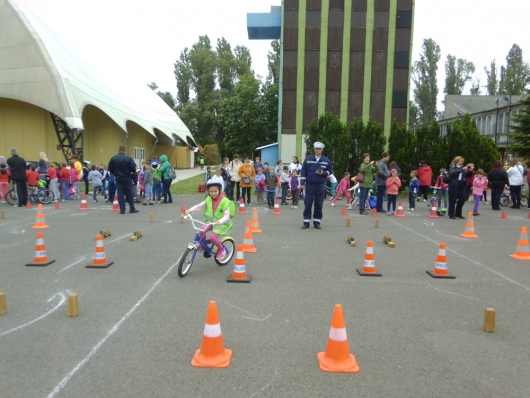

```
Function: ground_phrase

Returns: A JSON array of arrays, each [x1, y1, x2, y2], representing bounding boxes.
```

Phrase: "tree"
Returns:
[[469, 77, 482, 95], [484, 59, 499, 96], [347, 119, 386, 172], [388, 121, 417, 178], [267, 40, 280, 85], [147, 82, 176, 110], [412, 38, 441, 124], [408, 101, 419, 127], [444, 54, 475, 95], [508, 96, 530, 159], [499, 44, 530, 95]]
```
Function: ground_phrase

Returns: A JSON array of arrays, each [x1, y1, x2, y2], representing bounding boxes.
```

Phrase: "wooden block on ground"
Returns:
[[1, 210, 5, 219], [151, 213, 155, 222], [68, 293, 79, 317], [0, 292, 6, 315], [346, 217, 351, 227], [484, 308, 495, 332], [375, 218, 379, 228], [130, 236, 138, 241], [350, 241, 356, 247], [387, 242, 395, 248]]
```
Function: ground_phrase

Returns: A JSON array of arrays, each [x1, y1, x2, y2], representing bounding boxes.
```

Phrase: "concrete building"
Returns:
[[248, 0, 415, 161], [0, 0, 197, 168]]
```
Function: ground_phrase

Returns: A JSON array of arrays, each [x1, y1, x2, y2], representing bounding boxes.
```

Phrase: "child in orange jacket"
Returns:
[[386, 168, 401, 215]]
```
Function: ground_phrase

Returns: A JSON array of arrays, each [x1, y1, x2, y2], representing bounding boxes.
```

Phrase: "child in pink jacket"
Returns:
[[472, 169, 488, 216], [331, 172, 352, 209], [386, 168, 401, 215]]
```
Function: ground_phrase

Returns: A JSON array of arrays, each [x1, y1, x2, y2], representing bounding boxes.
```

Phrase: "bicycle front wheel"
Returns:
[[214, 237, 236, 266], [500, 195, 510, 207], [38, 189, 54, 204], [178, 248, 196, 277], [6, 189, 17, 205]]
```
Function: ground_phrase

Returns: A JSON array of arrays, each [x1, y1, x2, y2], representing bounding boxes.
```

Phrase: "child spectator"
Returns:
[[280, 165, 290, 205], [138, 163, 145, 198], [472, 169, 488, 216], [289, 169, 301, 209], [88, 164, 103, 203], [274, 160, 283, 199], [254, 168, 266, 205], [204, 166, 212, 184], [328, 173, 338, 200], [386, 168, 401, 215], [142, 162, 154, 205], [47, 162, 58, 202], [434, 168, 449, 208], [265, 166, 277, 209], [107, 170, 116, 204], [27, 165, 40, 188], [408, 170, 419, 211], [152, 162, 162, 203], [59, 162, 70, 201], [0, 163, 10, 203], [82, 161, 90, 195], [210, 168, 225, 192], [331, 172, 352, 209], [482, 179, 489, 204], [69, 161, 79, 199]]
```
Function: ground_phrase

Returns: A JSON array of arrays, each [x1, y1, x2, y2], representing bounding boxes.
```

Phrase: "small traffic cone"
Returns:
[[31, 208, 49, 229], [427, 242, 455, 278], [191, 301, 232, 368], [509, 226, 530, 260], [241, 220, 257, 253], [110, 195, 120, 212], [501, 210, 507, 219], [428, 200, 439, 218], [26, 232, 55, 266], [26, 201, 32, 209], [527, 211, 530, 220], [250, 208, 262, 233], [341, 207, 346, 216], [227, 244, 251, 283], [394, 201, 405, 217], [460, 212, 478, 238], [317, 304, 359, 373], [371, 208, 377, 216], [356, 240, 382, 276], [181, 204, 186, 213], [237, 198, 247, 214], [86, 234, 113, 268], [79, 195, 89, 211], [272, 198, 282, 215], [54, 201, 60, 210]]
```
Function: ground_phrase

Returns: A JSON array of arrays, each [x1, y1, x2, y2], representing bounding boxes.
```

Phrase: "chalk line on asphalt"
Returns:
[[425, 285, 494, 305], [209, 291, 272, 322], [58, 256, 87, 273], [248, 371, 278, 398], [46, 259, 180, 398], [0, 293, 65, 337]]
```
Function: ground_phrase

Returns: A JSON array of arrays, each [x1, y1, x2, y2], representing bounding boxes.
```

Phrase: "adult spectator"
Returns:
[[82, 161, 91, 195], [238, 154, 256, 207], [227, 154, 242, 202], [36, 152, 48, 178], [447, 156, 473, 219], [488, 160, 509, 211], [289, 156, 302, 174], [417, 160, 433, 202], [0, 155, 6, 165], [6, 147, 27, 207], [465, 163, 476, 200], [301, 142, 332, 229], [358, 153, 379, 215], [506, 159, 524, 209], [158, 154, 173, 204], [108, 146, 139, 214], [253, 156, 264, 173], [375, 152, 390, 213]]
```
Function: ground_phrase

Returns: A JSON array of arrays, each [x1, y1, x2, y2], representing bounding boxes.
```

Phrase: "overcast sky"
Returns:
[[15, 0, 530, 108]]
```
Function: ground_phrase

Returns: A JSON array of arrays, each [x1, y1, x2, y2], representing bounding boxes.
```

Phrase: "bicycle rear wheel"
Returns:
[[178, 248, 196, 277], [214, 237, 236, 266], [521, 195, 528, 207], [38, 189, 54, 204], [6, 189, 17, 205], [500, 195, 509, 207]]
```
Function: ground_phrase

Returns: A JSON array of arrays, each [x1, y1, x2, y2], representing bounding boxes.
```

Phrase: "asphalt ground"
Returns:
[[1, 196, 530, 398]]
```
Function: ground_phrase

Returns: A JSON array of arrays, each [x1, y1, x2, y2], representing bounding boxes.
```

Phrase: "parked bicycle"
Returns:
[[500, 186, 528, 207], [6, 183, 54, 206]]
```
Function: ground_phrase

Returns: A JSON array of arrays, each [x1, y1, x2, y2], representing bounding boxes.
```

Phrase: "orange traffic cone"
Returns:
[[191, 301, 232, 368], [26, 201, 32, 209], [54, 200, 60, 210], [110, 194, 120, 212], [527, 211, 530, 220], [79, 195, 89, 211], [31, 207, 49, 229], [250, 208, 262, 233], [272, 198, 282, 215], [241, 220, 257, 253], [501, 210, 507, 219], [317, 304, 360, 373], [227, 244, 251, 283], [356, 240, 382, 276], [427, 242, 455, 278], [428, 200, 439, 218], [237, 198, 247, 214], [26, 232, 55, 266], [341, 207, 346, 216], [460, 212, 478, 238], [509, 226, 530, 260], [394, 201, 405, 217], [181, 204, 186, 213], [371, 208, 377, 216], [86, 234, 113, 268]]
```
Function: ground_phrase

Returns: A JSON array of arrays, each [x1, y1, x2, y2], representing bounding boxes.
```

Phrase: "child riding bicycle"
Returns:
[[184, 179, 235, 259]]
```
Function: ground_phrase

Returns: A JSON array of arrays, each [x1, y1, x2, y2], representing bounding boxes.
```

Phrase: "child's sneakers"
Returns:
[[142, 202, 147, 205], [387, 211, 393, 216], [294, 206, 297, 209], [347, 205, 352, 210], [411, 208, 415, 212], [331, 203, 335, 207], [216, 248, 226, 259]]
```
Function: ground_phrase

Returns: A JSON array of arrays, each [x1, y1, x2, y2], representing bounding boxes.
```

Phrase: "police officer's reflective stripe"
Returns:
[[313, 219, 321, 223]]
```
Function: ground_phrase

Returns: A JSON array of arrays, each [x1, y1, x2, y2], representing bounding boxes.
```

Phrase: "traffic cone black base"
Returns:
[[26, 260, 55, 267], [86, 262, 113, 269], [426, 270, 455, 279], [356, 268, 382, 277], [227, 275, 251, 283]]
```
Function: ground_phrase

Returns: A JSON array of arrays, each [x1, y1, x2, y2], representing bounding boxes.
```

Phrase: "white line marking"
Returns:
[[0, 239, 28, 249], [434, 229, 464, 239], [248, 371, 278, 397], [106, 234, 131, 244], [425, 285, 493, 305], [211, 293, 272, 322], [46, 259, 180, 398], [0, 293, 65, 337], [58, 256, 87, 273]]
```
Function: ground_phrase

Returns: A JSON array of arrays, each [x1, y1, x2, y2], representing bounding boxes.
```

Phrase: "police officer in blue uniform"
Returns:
[[301, 142, 332, 229]]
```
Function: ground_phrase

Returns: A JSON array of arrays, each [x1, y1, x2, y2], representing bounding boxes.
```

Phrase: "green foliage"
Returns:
[[499, 44, 530, 95], [412, 38, 441, 124], [203, 144, 219, 165], [444, 54, 475, 95], [484, 60, 499, 96], [389, 121, 417, 178], [508, 96, 530, 159]]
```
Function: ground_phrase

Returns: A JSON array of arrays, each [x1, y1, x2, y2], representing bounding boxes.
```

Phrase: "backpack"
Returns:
[[168, 166, 177, 180], [442, 171, 451, 184]]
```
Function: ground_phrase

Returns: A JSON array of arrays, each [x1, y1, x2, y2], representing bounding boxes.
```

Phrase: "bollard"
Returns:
[[0, 292, 6, 315], [68, 293, 79, 317], [375, 218, 379, 228], [0, 210, 4, 219], [346, 217, 351, 227], [180, 214, 184, 223], [484, 308, 495, 332], [150, 213, 154, 222]]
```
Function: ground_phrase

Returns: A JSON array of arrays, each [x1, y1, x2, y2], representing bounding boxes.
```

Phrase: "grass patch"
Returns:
[[170, 174, 206, 195]]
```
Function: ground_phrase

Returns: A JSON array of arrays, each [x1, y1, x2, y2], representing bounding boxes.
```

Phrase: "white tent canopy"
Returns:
[[0, 0, 195, 147]]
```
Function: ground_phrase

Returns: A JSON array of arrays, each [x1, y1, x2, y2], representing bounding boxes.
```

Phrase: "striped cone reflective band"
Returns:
[[191, 300, 232, 368], [460, 212, 478, 238], [394, 201, 405, 217], [317, 304, 359, 373], [86, 234, 113, 268], [79, 195, 89, 211], [509, 226, 530, 260], [31, 210, 49, 229], [26, 232, 55, 266], [426, 242, 455, 278], [241, 221, 257, 253], [250, 208, 262, 233], [429, 200, 439, 218], [272, 198, 281, 215], [111, 194, 120, 212], [356, 240, 381, 276], [227, 244, 251, 282], [237, 198, 247, 214]]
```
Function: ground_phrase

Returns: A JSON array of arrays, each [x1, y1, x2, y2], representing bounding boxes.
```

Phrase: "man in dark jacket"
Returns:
[[6, 147, 27, 207], [108, 146, 138, 214]]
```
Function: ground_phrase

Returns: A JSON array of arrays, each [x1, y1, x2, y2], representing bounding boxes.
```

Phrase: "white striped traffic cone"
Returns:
[[26, 232, 55, 266]]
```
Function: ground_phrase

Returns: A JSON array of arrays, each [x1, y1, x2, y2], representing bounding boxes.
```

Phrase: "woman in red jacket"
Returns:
[[417, 160, 433, 202]]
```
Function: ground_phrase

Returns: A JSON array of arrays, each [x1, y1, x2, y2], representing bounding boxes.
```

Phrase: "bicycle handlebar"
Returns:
[[183, 214, 215, 231]]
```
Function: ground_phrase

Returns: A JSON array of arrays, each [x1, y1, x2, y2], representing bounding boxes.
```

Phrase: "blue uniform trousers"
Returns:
[[116, 177, 136, 213], [303, 183, 325, 226]]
